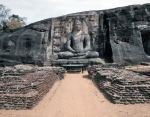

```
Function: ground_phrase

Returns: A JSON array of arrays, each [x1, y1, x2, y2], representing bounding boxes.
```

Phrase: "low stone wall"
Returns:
[[0, 65, 65, 109], [130, 69, 150, 77], [35, 66, 65, 79], [0, 64, 65, 79], [88, 64, 150, 104]]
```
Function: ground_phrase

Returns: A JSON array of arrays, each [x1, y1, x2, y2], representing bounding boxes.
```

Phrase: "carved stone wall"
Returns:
[[0, 20, 52, 66], [103, 4, 150, 64], [49, 11, 101, 57], [0, 3, 150, 66]]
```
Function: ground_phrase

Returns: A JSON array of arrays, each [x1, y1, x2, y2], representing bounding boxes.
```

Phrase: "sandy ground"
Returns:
[[0, 71, 150, 117]]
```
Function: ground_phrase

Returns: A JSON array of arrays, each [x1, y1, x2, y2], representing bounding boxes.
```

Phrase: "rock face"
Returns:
[[0, 3, 150, 66]]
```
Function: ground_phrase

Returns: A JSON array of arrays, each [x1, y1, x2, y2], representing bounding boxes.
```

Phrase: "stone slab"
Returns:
[[51, 58, 105, 65]]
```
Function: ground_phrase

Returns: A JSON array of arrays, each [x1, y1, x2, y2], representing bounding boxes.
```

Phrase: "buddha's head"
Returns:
[[74, 20, 82, 31]]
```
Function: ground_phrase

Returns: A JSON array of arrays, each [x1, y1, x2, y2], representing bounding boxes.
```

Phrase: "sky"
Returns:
[[0, 0, 150, 24]]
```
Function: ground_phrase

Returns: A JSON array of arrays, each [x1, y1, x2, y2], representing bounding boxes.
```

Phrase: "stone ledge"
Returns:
[[51, 58, 104, 66]]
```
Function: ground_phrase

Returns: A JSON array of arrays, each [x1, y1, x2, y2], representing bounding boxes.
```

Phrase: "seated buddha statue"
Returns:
[[58, 20, 99, 59]]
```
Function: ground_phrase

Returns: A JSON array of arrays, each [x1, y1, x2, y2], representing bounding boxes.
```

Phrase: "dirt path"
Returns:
[[0, 71, 150, 117]]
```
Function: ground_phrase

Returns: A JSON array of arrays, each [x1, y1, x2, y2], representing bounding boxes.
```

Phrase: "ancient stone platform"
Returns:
[[51, 58, 104, 66], [0, 65, 65, 110], [88, 64, 150, 104]]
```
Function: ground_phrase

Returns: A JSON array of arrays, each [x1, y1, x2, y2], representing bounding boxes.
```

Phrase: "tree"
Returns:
[[0, 4, 10, 31], [0, 4, 27, 31], [6, 14, 27, 29]]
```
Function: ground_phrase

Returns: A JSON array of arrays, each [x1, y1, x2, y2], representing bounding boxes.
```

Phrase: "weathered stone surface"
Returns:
[[0, 65, 65, 110], [51, 58, 105, 66], [0, 4, 150, 66], [88, 64, 150, 104], [57, 20, 99, 59]]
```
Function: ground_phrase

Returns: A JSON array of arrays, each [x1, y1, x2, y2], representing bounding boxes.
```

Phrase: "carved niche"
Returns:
[[51, 12, 100, 55], [3, 38, 16, 53]]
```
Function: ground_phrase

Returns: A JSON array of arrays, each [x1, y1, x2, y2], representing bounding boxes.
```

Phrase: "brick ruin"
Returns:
[[0, 65, 65, 109], [1, 63, 150, 109], [88, 64, 150, 104]]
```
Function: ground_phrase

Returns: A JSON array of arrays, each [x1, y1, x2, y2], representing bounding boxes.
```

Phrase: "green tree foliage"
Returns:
[[6, 14, 27, 29], [0, 4, 27, 32]]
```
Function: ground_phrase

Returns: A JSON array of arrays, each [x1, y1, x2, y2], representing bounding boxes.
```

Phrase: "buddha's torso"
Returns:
[[71, 31, 85, 52]]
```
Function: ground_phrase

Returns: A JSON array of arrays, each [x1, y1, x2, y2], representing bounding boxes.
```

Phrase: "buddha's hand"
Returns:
[[73, 50, 80, 53], [81, 49, 87, 53], [70, 49, 77, 53], [72, 51, 78, 53]]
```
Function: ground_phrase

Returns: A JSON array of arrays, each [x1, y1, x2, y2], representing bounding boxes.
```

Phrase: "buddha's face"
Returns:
[[75, 23, 82, 31]]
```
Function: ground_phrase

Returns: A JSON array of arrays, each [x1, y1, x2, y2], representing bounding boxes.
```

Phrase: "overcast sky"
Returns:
[[0, 0, 150, 24]]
